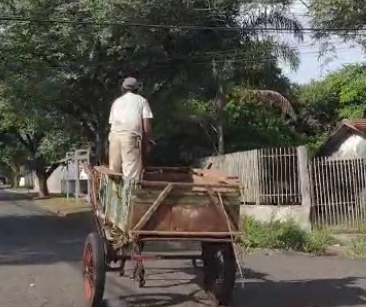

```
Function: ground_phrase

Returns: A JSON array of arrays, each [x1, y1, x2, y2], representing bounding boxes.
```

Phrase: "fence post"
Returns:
[[74, 150, 79, 204], [297, 146, 311, 208], [254, 149, 261, 205]]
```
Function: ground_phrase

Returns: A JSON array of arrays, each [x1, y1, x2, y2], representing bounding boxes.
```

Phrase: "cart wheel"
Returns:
[[202, 242, 236, 306], [82, 232, 106, 307]]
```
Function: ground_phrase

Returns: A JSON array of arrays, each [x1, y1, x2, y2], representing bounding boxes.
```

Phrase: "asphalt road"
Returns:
[[1, 188, 366, 307]]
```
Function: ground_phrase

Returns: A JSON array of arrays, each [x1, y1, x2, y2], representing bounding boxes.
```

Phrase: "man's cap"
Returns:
[[122, 77, 138, 90]]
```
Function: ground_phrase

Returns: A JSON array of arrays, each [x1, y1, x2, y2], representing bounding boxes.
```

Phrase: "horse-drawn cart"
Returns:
[[83, 165, 242, 307]]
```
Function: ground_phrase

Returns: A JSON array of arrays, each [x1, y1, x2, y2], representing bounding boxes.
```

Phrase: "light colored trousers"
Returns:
[[108, 133, 142, 180], [108, 133, 141, 232]]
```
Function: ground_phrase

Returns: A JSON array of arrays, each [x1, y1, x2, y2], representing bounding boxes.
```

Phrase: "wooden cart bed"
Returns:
[[92, 165, 242, 240]]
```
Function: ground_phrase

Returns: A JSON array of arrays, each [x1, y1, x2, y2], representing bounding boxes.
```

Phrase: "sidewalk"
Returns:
[[33, 196, 91, 216], [3, 188, 91, 216]]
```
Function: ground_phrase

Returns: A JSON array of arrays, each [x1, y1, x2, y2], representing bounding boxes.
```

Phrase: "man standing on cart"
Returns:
[[108, 77, 153, 232], [108, 77, 153, 179]]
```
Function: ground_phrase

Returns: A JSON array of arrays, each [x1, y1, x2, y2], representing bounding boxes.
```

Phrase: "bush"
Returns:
[[349, 235, 366, 259], [241, 216, 332, 255], [304, 229, 333, 255]]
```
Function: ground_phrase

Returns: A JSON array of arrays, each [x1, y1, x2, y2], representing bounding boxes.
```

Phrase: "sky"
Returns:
[[279, 1, 365, 84]]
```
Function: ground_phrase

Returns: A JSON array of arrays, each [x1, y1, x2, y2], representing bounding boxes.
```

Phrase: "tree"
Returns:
[[0, 75, 82, 197], [306, 0, 366, 51], [148, 79, 300, 166], [0, 0, 303, 159], [0, 132, 29, 188], [295, 63, 366, 150]]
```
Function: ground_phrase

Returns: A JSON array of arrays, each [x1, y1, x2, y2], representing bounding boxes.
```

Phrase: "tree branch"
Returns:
[[45, 161, 64, 178]]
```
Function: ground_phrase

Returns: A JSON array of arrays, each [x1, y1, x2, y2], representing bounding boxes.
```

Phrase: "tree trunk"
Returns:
[[212, 59, 225, 155], [90, 131, 108, 165], [216, 86, 225, 155], [37, 171, 49, 198], [11, 174, 20, 189], [10, 166, 21, 189]]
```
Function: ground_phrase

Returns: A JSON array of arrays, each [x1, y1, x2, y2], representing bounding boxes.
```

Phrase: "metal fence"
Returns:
[[310, 157, 366, 230], [199, 147, 366, 230], [258, 147, 301, 205], [199, 147, 302, 206]]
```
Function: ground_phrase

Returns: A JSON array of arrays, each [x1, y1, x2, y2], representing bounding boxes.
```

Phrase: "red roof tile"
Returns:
[[342, 119, 366, 133]]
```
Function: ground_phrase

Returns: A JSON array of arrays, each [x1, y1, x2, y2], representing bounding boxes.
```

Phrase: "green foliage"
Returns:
[[0, 0, 303, 164], [305, 228, 333, 256], [307, 0, 366, 49], [294, 63, 366, 154], [224, 101, 301, 152], [349, 235, 366, 259], [241, 216, 332, 255], [0, 89, 79, 165]]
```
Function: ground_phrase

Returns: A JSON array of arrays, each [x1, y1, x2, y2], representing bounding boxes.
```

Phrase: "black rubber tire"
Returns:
[[82, 232, 106, 307], [202, 242, 236, 306]]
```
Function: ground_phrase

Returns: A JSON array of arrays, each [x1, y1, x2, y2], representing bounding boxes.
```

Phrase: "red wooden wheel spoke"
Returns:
[[82, 232, 106, 307], [83, 243, 95, 300]]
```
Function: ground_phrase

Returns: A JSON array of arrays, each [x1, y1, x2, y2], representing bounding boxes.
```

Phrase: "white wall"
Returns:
[[329, 135, 366, 160], [32, 162, 89, 194]]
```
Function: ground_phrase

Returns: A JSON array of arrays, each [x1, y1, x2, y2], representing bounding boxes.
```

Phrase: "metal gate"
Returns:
[[310, 157, 366, 230]]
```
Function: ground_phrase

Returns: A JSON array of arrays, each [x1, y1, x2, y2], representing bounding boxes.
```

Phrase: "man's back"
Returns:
[[109, 92, 153, 136]]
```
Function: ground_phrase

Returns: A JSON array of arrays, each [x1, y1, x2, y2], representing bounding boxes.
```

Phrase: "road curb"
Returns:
[[31, 198, 91, 217], [55, 205, 91, 217], [2, 188, 36, 199]]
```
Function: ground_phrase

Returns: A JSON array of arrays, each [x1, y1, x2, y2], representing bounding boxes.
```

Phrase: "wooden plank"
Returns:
[[95, 165, 239, 188], [219, 194, 241, 230], [191, 169, 240, 184], [133, 190, 240, 205], [206, 187, 237, 231], [95, 165, 238, 183], [133, 196, 240, 206], [139, 237, 233, 242], [138, 185, 238, 193], [134, 190, 240, 198], [144, 166, 191, 171], [132, 183, 174, 231], [131, 230, 240, 237], [130, 201, 241, 232], [140, 180, 239, 189], [144, 167, 238, 184], [94, 165, 123, 176]]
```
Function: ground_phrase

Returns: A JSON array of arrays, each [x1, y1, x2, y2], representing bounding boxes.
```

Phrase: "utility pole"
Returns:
[[212, 59, 225, 155]]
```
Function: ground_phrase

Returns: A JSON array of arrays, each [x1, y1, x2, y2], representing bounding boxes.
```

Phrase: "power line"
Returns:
[[0, 43, 357, 73], [0, 15, 361, 33], [2, 56, 278, 70], [0, 15, 288, 31], [3, 48, 356, 72]]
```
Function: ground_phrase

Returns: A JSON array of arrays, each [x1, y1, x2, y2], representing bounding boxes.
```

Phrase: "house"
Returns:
[[312, 119, 366, 227], [315, 119, 366, 159]]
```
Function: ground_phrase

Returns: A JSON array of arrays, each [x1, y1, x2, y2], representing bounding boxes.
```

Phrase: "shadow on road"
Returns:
[[2, 189, 366, 307], [103, 276, 366, 307], [0, 188, 202, 267], [0, 188, 37, 201], [0, 210, 93, 266], [232, 276, 366, 307]]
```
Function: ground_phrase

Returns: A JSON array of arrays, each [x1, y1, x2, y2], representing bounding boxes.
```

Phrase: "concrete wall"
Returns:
[[32, 162, 89, 195], [328, 134, 366, 160], [241, 205, 311, 231], [32, 165, 64, 194]]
